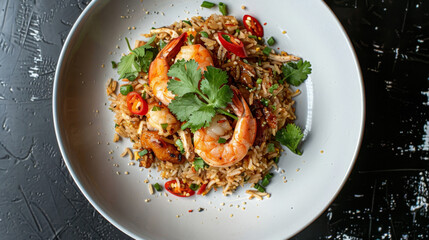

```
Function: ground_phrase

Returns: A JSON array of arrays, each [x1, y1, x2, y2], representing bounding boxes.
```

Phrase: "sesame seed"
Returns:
[[144, 179, 149, 183], [124, 171, 129, 175], [176, 215, 180, 218], [116, 171, 120, 175], [144, 198, 151, 202], [230, 214, 233, 217], [220, 202, 225, 206], [282, 30, 286, 34], [241, 5, 246, 9], [242, 207, 246, 210]]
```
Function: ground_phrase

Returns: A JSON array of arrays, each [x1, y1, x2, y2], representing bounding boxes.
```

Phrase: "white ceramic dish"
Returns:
[[53, 0, 364, 239]]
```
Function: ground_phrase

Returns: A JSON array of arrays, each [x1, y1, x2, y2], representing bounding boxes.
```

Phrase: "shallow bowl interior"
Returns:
[[53, 0, 364, 239]]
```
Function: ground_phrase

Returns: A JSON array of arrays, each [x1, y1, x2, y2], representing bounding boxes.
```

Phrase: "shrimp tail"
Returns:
[[230, 86, 253, 119], [158, 32, 188, 63]]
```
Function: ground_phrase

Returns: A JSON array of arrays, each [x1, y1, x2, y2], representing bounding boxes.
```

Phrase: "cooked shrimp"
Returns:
[[193, 87, 257, 167], [146, 102, 180, 136], [141, 131, 184, 164], [149, 33, 214, 106], [175, 44, 214, 72]]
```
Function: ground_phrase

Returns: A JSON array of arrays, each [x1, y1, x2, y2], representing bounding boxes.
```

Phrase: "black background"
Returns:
[[0, 0, 428, 239]]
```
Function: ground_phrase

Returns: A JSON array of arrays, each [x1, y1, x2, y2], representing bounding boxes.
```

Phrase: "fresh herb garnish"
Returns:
[[275, 123, 304, 155], [256, 78, 262, 84], [161, 123, 168, 130], [218, 137, 227, 143], [193, 157, 209, 171], [154, 183, 162, 191], [260, 98, 269, 107], [175, 139, 185, 153], [261, 173, 273, 187], [159, 39, 167, 50], [111, 61, 118, 69], [248, 35, 257, 39], [120, 85, 133, 95], [151, 106, 161, 111], [182, 20, 192, 26], [200, 31, 209, 38], [187, 34, 194, 45], [235, 29, 240, 34], [269, 83, 279, 94], [281, 59, 312, 86], [201, 1, 215, 8], [139, 149, 148, 156], [218, 2, 227, 16], [254, 183, 265, 193], [190, 183, 200, 191], [167, 60, 236, 132], [267, 143, 275, 153], [262, 46, 271, 56], [117, 35, 157, 81], [267, 37, 275, 46]]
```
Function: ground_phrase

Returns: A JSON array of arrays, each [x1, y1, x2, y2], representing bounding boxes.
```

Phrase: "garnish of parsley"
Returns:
[[117, 35, 157, 81], [275, 123, 304, 155], [167, 59, 235, 132], [281, 59, 312, 86]]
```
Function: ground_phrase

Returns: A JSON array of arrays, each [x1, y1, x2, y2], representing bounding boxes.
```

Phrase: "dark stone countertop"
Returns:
[[0, 0, 428, 239]]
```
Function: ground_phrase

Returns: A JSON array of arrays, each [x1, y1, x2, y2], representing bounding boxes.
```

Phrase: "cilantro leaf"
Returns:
[[275, 123, 304, 155], [193, 157, 208, 171], [200, 66, 233, 109], [167, 60, 235, 132], [117, 36, 157, 81], [168, 93, 205, 122], [167, 59, 202, 97], [282, 60, 312, 86]]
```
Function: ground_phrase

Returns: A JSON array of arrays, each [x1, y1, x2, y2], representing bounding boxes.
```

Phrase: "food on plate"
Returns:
[[107, 11, 311, 197]]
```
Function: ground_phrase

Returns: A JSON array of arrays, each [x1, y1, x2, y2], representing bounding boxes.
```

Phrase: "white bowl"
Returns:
[[53, 0, 364, 239]]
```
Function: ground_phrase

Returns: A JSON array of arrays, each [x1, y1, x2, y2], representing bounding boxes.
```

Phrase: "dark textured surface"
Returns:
[[0, 0, 428, 239]]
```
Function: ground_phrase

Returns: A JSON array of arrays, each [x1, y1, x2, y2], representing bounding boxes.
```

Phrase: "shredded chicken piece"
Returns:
[[268, 54, 300, 63], [178, 129, 195, 161], [150, 28, 179, 38]]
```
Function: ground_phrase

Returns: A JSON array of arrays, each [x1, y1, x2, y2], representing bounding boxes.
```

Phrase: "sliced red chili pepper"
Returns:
[[126, 92, 148, 115], [217, 32, 247, 58], [243, 15, 264, 37], [165, 180, 195, 197], [197, 183, 207, 195]]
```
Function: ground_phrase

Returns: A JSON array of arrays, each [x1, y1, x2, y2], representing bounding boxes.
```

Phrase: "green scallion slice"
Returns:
[[254, 183, 265, 193], [152, 106, 161, 111], [269, 83, 279, 94], [139, 149, 148, 156], [248, 35, 257, 39], [201, 1, 215, 8], [218, 138, 227, 143], [182, 20, 192, 26], [263, 46, 271, 56], [190, 183, 200, 191], [256, 78, 262, 84], [159, 39, 167, 50], [120, 85, 133, 95], [111, 61, 118, 69], [161, 123, 168, 130], [218, 2, 227, 16], [267, 143, 275, 153], [260, 98, 269, 107], [175, 139, 185, 153], [200, 31, 209, 38], [222, 34, 231, 43], [154, 183, 162, 191], [267, 37, 275, 46]]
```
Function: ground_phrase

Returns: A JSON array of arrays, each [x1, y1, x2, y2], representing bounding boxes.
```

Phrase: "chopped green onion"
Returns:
[[161, 123, 168, 130], [190, 183, 200, 191], [242, 59, 249, 64], [271, 105, 277, 111], [256, 78, 262, 84], [274, 156, 280, 163], [176, 139, 185, 153], [218, 137, 227, 143], [182, 20, 192, 26], [254, 183, 265, 193], [258, 58, 262, 66], [154, 183, 162, 191], [201, 1, 215, 8], [115, 124, 119, 128], [120, 85, 133, 95], [261, 178, 270, 187], [152, 106, 161, 111], [269, 83, 279, 93], [261, 98, 269, 107], [235, 29, 240, 34], [139, 149, 148, 156], [278, 78, 284, 84], [125, 37, 132, 51], [200, 31, 209, 38], [193, 157, 208, 171], [248, 35, 257, 39], [267, 143, 275, 153], [267, 37, 275, 46], [111, 61, 118, 69], [142, 91, 147, 99], [159, 39, 167, 50], [222, 34, 231, 43], [218, 2, 227, 16], [263, 46, 272, 56], [187, 34, 194, 45]]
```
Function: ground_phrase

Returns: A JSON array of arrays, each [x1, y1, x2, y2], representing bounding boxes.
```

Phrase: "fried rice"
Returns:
[[107, 14, 300, 196]]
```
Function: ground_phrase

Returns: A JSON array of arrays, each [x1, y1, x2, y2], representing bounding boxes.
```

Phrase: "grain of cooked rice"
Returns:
[[108, 13, 299, 198]]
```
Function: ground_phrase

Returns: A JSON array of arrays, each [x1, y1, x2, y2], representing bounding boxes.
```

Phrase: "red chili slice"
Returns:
[[217, 32, 247, 58], [126, 92, 148, 115], [243, 15, 264, 37], [165, 180, 195, 197], [197, 183, 207, 195]]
